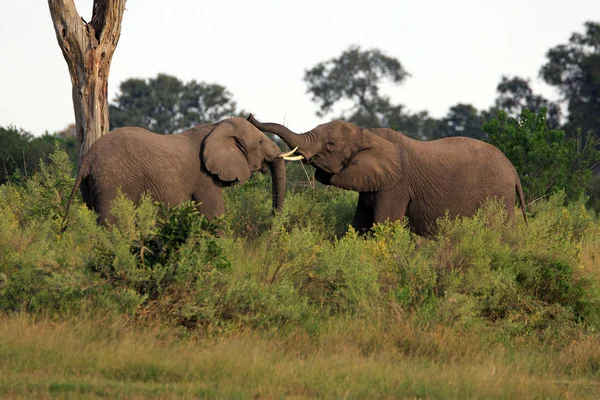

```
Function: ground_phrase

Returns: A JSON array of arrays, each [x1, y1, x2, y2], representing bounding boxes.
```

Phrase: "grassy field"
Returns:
[[2, 315, 600, 399], [1, 149, 600, 398]]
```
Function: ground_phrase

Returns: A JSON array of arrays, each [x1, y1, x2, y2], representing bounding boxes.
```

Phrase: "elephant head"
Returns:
[[201, 117, 287, 211], [247, 115, 402, 192]]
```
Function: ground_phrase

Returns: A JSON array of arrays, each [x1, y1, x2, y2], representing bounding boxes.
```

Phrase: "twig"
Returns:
[[526, 192, 554, 208], [2, 157, 8, 181], [22, 151, 27, 180], [299, 162, 315, 189]]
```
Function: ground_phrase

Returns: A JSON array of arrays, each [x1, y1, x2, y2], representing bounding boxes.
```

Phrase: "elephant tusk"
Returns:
[[279, 147, 299, 158], [279, 146, 304, 161], [282, 155, 305, 161]]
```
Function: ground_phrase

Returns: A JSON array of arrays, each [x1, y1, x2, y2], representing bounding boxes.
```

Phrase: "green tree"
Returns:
[[539, 21, 600, 136], [303, 45, 441, 139], [0, 126, 70, 183], [483, 108, 599, 202], [431, 103, 487, 140], [390, 110, 441, 141], [109, 73, 240, 134], [494, 76, 561, 128], [304, 46, 409, 126], [429, 76, 564, 141]]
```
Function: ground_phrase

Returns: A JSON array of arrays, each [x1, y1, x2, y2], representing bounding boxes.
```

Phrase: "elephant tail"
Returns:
[[516, 179, 527, 225], [60, 158, 91, 233]]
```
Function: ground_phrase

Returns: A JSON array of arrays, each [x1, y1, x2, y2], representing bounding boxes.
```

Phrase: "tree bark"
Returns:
[[48, 0, 126, 164]]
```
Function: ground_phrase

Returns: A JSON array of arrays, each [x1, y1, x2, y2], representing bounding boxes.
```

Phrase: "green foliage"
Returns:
[[223, 173, 275, 240], [430, 103, 487, 140], [493, 75, 562, 129], [87, 195, 229, 304], [304, 45, 409, 120], [0, 148, 229, 318], [224, 171, 357, 241], [109, 73, 240, 134], [540, 21, 600, 137], [1, 147, 600, 345], [484, 108, 600, 201], [0, 145, 75, 224], [0, 126, 75, 184], [378, 197, 600, 338], [303, 45, 442, 139]]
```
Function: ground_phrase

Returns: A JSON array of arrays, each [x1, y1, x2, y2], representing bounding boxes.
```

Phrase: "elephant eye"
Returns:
[[327, 141, 335, 147]]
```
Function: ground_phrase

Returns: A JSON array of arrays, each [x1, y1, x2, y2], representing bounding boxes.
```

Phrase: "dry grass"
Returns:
[[1, 314, 599, 399]]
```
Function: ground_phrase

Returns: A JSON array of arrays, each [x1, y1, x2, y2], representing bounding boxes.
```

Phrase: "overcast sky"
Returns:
[[0, 1, 598, 136]]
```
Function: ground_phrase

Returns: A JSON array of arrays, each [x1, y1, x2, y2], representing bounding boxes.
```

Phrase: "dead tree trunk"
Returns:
[[48, 0, 126, 164]]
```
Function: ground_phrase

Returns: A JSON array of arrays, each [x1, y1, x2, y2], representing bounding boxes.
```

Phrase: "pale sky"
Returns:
[[0, 1, 598, 136]]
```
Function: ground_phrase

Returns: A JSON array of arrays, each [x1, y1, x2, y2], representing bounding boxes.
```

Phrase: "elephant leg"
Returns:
[[80, 174, 115, 226], [373, 189, 409, 226], [192, 187, 225, 236], [94, 189, 119, 226], [193, 187, 224, 220], [351, 193, 375, 235]]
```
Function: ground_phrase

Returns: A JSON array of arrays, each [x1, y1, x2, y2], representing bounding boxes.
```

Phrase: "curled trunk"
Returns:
[[247, 114, 308, 150]]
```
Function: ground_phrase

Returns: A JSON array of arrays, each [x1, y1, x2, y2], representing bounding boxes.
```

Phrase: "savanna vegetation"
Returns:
[[1, 140, 600, 398], [2, 18, 600, 399]]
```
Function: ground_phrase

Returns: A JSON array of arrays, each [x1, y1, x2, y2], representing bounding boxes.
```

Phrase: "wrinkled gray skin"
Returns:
[[248, 114, 526, 236], [63, 117, 286, 226]]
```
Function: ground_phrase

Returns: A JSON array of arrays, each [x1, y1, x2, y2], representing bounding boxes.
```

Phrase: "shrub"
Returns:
[[484, 108, 600, 202], [224, 173, 274, 240], [0, 126, 77, 184], [1, 147, 599, 342], [225, 172, 356, 240]]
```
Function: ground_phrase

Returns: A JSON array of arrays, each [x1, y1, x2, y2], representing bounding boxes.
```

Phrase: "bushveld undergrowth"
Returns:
[[1, 149, 600, 397]]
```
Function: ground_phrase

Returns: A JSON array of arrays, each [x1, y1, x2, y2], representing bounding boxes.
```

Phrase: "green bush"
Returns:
[[1, 147, 599, 343], [224, 171, 356, 240], [0, 126, 77, 184], [484, 108, 600, 202]]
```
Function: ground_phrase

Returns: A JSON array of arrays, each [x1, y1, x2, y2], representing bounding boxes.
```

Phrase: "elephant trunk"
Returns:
[[247, 114, 310, 153], [268, 158, 286, 212]]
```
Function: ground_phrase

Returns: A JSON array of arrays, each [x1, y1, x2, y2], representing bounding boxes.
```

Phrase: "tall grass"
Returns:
[[1, 148, 599, 398], [1, 315, 599, 399]]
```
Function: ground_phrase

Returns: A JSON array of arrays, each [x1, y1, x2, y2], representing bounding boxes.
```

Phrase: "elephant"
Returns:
[[63, 117, 291, 226], [247, 114, 527, 236]]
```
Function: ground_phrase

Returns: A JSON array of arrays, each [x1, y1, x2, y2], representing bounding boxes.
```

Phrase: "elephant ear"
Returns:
[[202, 121, 251, 184], [330, 129, 402, 192]]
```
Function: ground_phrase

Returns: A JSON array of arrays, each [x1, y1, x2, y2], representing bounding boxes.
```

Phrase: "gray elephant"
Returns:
[[247, 114, 527, 236], [63, 117, 290, 226]]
